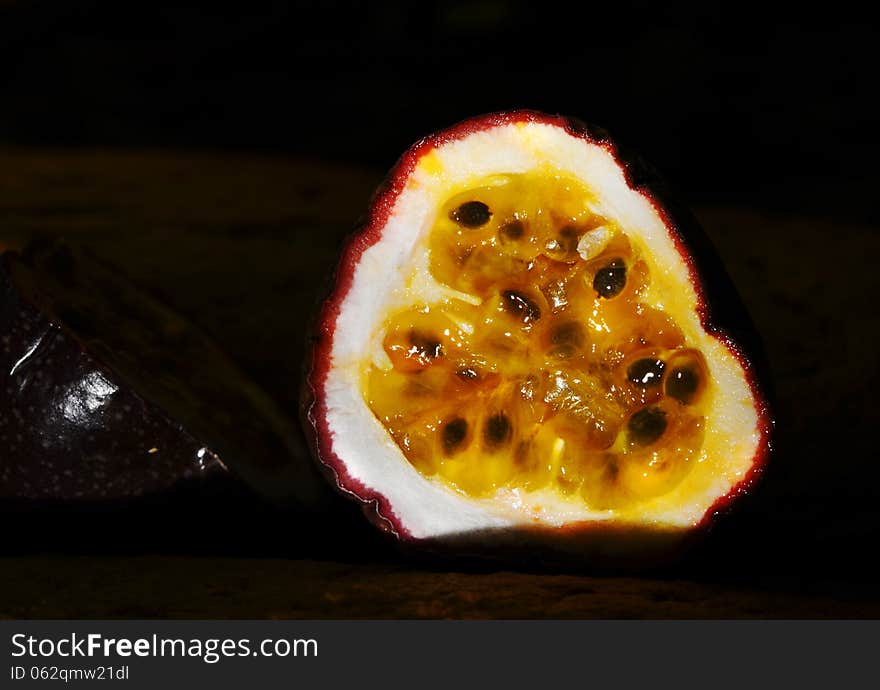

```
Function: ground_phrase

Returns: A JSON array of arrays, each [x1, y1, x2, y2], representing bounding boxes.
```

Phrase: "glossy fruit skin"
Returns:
[[1, 244, 332, 509], [0, 256, 222, 500], [303, 110, 773, 555]]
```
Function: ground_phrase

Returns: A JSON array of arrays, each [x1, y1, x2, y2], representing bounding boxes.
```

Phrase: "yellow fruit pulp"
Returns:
[[363, 171, 710, 510]]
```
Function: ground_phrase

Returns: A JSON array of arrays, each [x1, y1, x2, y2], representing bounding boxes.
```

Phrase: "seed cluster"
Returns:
[[365, 172, 709, 509]]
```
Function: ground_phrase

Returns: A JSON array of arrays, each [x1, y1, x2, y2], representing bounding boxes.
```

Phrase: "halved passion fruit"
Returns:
[[305, 111, 771, 561]]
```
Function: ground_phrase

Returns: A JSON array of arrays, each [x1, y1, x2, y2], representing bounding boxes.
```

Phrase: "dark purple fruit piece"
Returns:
[[0, 241, 326, 507]]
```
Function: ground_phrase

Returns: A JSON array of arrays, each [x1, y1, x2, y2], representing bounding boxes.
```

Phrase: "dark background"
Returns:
[[2, 0, 877, 219], [1, 0, 879, 617]]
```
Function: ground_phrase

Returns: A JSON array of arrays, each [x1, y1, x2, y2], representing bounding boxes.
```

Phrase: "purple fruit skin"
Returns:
[[0, 262, 223, 500]]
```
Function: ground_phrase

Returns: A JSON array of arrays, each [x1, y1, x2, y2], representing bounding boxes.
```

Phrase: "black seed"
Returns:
[[450, 201, 491, 228], [545, 226, 582, 261], [500, 219, 525, 240], [627, 358, 666, 387], [502, 289, 541, 323], [551, 346, 574, 359], [408, 331, 443, 359], [484, 413, 512, 448], [456, 367, 479, 381], [627, 407, 667, 446], [549, 321, 585, 359], [666, 366, 700, 404], [454, 246, 474, 266], [592, 259, 627, 298], [557, 226, 580, 254], [442, 418, 468, 454], [550, 321, 585, 348], [513, 441, 533, 469], [605, 457, 620, 481]]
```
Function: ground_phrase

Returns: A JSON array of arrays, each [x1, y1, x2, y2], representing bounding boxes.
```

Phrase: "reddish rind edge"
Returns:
[[302, 110, 773, 552]]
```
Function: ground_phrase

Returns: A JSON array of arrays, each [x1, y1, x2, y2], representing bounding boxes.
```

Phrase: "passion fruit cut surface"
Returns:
[[305, 111, 771, 550]]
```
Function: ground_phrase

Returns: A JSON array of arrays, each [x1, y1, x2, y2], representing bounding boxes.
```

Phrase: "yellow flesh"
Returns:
[[363, 171, 711, 511]]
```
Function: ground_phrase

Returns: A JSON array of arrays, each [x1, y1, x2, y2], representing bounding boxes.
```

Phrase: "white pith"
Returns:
[[322, 122, 763, 539]]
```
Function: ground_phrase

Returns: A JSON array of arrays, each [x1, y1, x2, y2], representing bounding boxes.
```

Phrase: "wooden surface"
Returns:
[[2, 556, 877, 619], [1, 147, 878, 618]]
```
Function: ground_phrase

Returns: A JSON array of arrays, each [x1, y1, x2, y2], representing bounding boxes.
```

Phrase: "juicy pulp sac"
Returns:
[[363, 171, 712, 511]]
